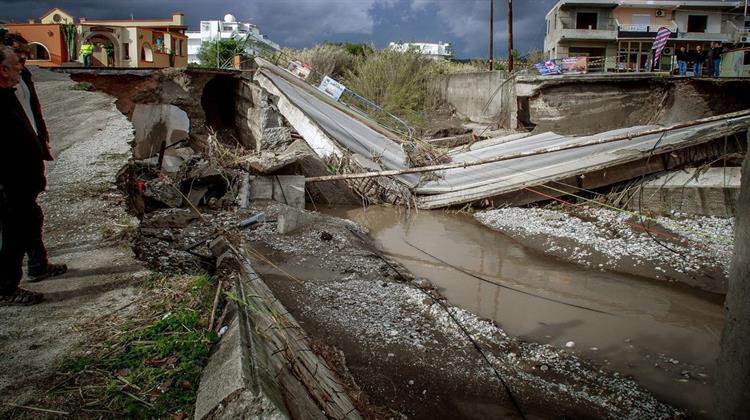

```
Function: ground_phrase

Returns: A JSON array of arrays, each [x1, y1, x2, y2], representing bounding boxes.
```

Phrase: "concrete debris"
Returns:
[[249, 175, 305, 209], [187, 159, 223, 180], [144, 178, 183, 208], [241, 142, 313, 174], [475, 206, 733, 293], [628, 167, 741, 217], [277, 207, 318, 235], [262, 126, 293, 150], [132, 104, 190, 159]]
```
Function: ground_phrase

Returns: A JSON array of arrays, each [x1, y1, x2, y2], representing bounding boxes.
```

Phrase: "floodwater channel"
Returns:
[[321, 205, 724, 417]]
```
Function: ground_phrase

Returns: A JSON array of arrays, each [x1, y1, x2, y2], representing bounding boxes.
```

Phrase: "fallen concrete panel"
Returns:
[[249, 175, 306, 209], [194, 317, 288, 420], [132, 104, 190, 159], [629, 167, 741, 217], [199, 238, 361, 420], [417, 117, 750, 209]]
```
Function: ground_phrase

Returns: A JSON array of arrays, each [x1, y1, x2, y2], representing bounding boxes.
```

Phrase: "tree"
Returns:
[[197, 38, 247, 68]]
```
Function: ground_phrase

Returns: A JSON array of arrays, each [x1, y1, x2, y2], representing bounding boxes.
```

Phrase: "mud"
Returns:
[[323, 205, 724, 417]]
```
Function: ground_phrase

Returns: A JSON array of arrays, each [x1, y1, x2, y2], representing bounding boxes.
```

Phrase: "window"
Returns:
[[687, 15, 708, 32], [122, 43, 130, 59], [576, 12, 598, 30], [744, 51, 750, 66], [141, 43, 153, 62]]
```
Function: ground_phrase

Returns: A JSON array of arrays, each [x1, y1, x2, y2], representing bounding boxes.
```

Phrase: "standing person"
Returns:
[[675, 46, 688, 76], [81, 40, 94, 67], [0, 46, 46, 305], [692, 45, 706, 77], [4, 34, 67, 282], [711, 42, 723, 78]]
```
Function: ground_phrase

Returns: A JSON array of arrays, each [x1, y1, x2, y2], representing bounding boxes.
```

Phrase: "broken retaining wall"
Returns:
[[429, 71, 513, 127], [516, 75, 750, 135]]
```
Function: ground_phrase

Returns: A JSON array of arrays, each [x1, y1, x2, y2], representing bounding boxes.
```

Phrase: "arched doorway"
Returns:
[[83, 32, 118, 67], [28, 42, 50, 61]]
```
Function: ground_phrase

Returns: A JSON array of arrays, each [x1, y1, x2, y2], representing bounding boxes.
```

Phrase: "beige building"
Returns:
[[6, 7, 188, 68], [544, 0, 748, 71]]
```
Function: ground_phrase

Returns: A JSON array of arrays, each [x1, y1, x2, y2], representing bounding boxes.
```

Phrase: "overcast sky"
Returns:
[[0, 0, 735, 58]]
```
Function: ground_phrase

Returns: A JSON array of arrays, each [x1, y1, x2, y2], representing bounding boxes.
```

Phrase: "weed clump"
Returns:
[[71, 81, 94, 91], [288, 44, 355, 85], [56, 273, 221, 418]]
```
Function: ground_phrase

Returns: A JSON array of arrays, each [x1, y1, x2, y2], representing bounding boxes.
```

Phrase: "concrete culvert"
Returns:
[[201, 75, 241, 132]]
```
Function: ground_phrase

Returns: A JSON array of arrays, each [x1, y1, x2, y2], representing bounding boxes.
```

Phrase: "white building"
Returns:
[[187, 14, 280, 64], [388, 41, 453, 60]]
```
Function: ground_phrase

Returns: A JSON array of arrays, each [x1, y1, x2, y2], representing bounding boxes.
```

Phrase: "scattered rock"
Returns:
[[144, 178, 183, 208]]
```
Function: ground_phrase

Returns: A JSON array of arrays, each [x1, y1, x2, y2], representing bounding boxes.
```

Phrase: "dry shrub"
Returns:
[[343, 49, 439, 127], [289, 44, 356, 85]]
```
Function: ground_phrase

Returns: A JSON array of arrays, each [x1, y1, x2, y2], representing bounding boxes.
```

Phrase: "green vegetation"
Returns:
[[197, 38, 248, 68], [343, 48, 439, 127], [71, 81, 94, 91], [58, 274, 220, 418], [281, 44, 489, 130]]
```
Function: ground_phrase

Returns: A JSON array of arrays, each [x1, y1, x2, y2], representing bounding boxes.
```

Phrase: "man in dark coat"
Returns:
[[0, 46, 46, 305], [6, 34, 66, 281]]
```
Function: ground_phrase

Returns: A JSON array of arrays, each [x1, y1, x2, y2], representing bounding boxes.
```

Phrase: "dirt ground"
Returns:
[[0, 69, 147, 417]]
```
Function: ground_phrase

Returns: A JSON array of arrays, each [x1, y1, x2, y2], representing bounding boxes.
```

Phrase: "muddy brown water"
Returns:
[[321, 205, 724, 417]]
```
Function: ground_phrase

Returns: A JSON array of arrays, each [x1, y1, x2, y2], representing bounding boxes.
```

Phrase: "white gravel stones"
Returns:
[[475, 206, 733, 279]]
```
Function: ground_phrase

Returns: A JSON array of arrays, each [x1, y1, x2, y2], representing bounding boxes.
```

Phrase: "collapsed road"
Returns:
[[5, 60, 743, 419], [254, 59, 749, 209]]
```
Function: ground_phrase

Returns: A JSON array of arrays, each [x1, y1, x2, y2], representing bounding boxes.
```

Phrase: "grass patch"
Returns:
[[71, 81, 94, 91], [55, 274, 221, 418]]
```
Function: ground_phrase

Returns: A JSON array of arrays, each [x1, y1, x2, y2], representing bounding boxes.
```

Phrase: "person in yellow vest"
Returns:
[[81, 41, 94, 67]]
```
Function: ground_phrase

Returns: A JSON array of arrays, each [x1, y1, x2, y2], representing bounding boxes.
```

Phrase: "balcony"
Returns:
[[617, 23, 678, 38], [560, 28, 617, 41], [675, 32, 732, 42], [558, 16, 617, 41]]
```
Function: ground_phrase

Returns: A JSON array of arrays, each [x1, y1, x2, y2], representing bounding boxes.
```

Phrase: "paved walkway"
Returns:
[[0, 69, 147, 415]]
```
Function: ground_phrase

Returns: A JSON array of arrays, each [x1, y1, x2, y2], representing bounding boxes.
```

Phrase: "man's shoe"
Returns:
[[0, 288, 44, 306], [28, 263, 68, 283]]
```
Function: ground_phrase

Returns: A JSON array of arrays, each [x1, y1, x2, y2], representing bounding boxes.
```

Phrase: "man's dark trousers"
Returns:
[[0, 192, 43, 294]]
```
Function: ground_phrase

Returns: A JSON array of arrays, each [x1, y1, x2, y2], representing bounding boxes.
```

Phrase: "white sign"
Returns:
[[318, 76, 346, 101]]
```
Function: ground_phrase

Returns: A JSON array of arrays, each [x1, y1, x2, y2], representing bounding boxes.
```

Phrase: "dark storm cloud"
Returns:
[[4, 0, 673, 57]]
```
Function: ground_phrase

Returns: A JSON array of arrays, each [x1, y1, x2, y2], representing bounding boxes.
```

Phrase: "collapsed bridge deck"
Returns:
[[255, 60, 750, 209]]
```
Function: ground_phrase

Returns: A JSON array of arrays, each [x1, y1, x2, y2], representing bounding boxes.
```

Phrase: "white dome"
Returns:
[[224, 14, 236, 23]]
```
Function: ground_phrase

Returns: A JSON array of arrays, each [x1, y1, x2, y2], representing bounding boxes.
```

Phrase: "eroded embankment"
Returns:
[[519, 77, 750, 135]]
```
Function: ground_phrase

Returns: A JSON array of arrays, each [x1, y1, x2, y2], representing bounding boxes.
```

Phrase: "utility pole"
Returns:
[[489, 0, 494, 71], [508, 0, 514, 72]]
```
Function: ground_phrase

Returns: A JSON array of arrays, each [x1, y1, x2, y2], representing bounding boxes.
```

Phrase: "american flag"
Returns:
[[652, 27, 672, 68]]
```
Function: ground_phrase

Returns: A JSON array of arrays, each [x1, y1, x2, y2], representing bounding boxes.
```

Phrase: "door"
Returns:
[[632, 14, 651, 31]]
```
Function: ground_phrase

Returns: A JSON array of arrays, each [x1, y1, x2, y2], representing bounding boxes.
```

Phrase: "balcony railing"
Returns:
[[619, 23, 677, 33], [559, 16, 617, 31]]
